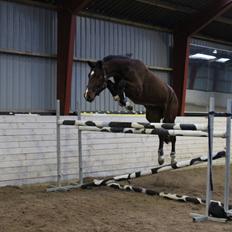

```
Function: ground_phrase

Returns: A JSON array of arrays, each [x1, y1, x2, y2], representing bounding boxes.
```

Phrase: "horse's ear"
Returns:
[[87, 61, 96, 69]]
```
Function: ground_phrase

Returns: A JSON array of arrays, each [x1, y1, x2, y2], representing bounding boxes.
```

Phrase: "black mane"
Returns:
[[103, 54, 132, 62]]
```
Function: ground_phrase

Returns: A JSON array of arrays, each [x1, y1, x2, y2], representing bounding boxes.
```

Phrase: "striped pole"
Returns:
[[84, 180, 231, 218], [81, 151, 225, 188], [78, 126, 225, 138], [61, 120, 208, 131]]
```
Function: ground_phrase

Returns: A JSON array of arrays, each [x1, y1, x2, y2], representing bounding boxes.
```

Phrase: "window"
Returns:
[[188, 44, 232, 93]]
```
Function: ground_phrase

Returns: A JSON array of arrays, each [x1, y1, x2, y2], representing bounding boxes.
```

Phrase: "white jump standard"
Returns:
[[48, 98, 232, 223]]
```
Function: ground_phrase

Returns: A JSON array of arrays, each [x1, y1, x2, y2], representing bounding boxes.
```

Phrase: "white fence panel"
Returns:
[[0, 114, 230, 186]]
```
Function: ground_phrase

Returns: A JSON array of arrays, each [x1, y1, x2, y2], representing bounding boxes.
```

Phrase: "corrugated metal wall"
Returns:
[[71, 16, 172, 112], [0, 1, 57, 112], [0, 1, 172, 113], [0, 54, 56, 112], [191, 38, 232, 51], [1, 1, 232, 113]]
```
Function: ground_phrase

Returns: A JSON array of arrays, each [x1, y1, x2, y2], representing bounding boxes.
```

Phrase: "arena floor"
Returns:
[[0, 165, 231, 232]]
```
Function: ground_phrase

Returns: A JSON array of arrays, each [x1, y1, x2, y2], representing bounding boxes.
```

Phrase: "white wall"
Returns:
[[186, 89, 232, 112], [0, 114, 230, 187]]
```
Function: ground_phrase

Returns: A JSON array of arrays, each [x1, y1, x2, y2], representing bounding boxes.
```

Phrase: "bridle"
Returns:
[[92, 64, 108, 96]]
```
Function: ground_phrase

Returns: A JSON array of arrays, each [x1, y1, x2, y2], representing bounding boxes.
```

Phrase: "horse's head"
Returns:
[[84, 60, 107, 102]]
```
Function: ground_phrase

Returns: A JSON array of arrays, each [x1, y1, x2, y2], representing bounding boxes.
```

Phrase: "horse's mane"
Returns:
[[103, 54, 132, 62]]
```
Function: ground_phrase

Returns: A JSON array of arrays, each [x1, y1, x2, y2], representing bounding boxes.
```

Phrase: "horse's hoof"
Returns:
[[125, 102, 133, 111], [158, 156, 164, 165]]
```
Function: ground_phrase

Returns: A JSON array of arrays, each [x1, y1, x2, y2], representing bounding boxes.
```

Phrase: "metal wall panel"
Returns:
[[72, 16, 172, 112], [0, 1, 57, 112], [0, 0, 57, 54], [75, 16, 172, 67], [0, 54, 56, 112], [0, 1, 171, 113]]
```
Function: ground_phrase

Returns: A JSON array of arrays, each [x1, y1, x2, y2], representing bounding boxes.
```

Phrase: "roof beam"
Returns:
[[136, 0, 232, 26], [62, 0, 92, 15], [175, 0, 232, 35]]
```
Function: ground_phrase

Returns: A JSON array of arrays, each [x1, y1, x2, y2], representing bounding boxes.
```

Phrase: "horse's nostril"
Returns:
[[85, 95, 92, 102]]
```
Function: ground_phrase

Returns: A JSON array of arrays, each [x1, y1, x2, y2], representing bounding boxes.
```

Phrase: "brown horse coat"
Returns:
[[85, 55, 179, 165], [102, 56, 178, 123]]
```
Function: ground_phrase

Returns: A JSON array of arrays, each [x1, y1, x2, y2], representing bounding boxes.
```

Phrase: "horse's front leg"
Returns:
[[170, 136, 176, 165], [117, 80, 133, 111], [107, 80, 132, 111], [158, 135, 165, 165], [107, 79, 118, 99]]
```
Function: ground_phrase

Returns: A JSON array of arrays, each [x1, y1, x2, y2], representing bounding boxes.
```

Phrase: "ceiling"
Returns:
[[31, 0, 232, 44]]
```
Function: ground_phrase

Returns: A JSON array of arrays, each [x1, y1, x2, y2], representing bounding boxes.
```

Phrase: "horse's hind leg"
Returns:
[[158, 135, 165, 165], [170, 136, 176, 164], [146, 107, 164, 165], [163, 106, 178, 165]]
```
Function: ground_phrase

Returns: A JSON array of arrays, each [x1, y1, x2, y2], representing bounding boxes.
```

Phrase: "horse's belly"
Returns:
[[125, 82, 168, 106], [126, 92, 166, 106]]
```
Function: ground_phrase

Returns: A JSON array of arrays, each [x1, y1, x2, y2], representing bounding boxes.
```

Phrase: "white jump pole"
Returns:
[[47, 100, 84, 192], [56, 99, 61, 187], [77, 101, 83, 185], [191, 97, 215, 222], [206, 97, 215, 217], [224, 99, 232, 213]]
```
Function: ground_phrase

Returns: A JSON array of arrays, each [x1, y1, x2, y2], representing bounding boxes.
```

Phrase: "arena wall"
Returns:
[[0, 114, 230, 187]]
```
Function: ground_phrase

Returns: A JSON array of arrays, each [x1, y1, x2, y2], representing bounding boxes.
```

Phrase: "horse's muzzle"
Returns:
[[84, 90, 95, 102], [85, 96, 94, 102]]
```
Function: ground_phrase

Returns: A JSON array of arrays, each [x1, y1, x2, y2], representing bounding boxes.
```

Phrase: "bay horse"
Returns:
[[84, 55, 179, 165]]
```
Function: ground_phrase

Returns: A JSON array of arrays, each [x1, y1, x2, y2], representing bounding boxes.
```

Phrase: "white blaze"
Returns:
[[90, 70, 95, 76], [84, 88, 89, 98]]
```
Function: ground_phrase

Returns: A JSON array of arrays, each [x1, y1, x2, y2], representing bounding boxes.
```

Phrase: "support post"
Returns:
[[56, 100, 61, 186], [77, 101, 83, 185], [172, 33, 190, 115], [224, 99, 232, 212], [57, 9, 76, 115], [57, 0, 92, 115], [191, 97, 217, 222]]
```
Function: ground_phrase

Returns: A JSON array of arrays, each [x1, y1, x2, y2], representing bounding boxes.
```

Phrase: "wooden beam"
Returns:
[[136, 0, 232, 26], [57, 1, 92, 115], [172, 33, 190, 115], [57, 10, 76, 115], [64, 0, 92, 15]]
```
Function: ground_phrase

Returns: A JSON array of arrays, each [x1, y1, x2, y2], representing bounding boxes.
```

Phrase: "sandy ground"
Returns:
[[0, 165, 231, 232]]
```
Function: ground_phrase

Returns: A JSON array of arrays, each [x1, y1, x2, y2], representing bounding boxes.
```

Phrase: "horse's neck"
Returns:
[[105, 60, 128, 80]]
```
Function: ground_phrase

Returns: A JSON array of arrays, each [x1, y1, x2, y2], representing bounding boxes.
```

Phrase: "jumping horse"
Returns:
[[84, 55, 179, 165]]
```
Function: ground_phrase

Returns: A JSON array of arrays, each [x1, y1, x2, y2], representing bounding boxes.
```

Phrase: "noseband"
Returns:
[[94, 65, 108, 96]]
